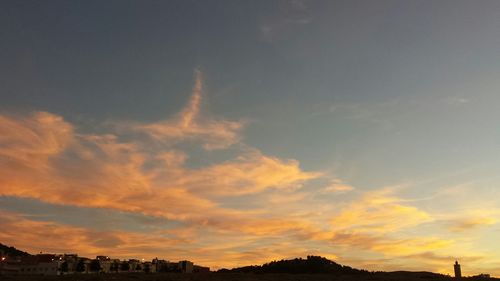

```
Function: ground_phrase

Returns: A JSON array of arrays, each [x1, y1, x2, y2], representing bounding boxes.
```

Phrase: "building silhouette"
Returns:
[[454, 261, 462, 279], [179, 260, 193, 273]]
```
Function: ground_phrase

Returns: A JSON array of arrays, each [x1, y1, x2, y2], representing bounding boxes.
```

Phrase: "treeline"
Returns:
[[218, 256, 368, 275]]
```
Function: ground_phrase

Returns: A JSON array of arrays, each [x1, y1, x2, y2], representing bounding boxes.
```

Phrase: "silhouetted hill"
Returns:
[[218, 256, 459, 280], [0, 243, 31, 257], [219, 255, 367, 274]]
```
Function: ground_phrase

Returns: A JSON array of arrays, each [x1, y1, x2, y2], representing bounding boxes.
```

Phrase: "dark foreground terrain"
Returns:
[[2, 272, 497, 281]]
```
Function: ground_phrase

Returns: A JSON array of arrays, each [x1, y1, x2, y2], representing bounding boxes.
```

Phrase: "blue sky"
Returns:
[[1, 0, 500, 275]]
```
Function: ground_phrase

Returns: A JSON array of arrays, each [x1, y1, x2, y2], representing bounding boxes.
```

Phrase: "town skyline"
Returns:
[[2, 243, 486, 279], [0, 242, 208, 275]]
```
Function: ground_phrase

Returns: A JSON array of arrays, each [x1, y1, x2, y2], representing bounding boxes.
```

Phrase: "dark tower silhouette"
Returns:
[[454, 261, 462, 279]]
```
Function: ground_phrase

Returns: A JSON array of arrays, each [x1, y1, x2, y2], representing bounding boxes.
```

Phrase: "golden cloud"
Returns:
[[179, 149, 320, 196], [448, 217, 497, 232], [331, 188, 433, 233]]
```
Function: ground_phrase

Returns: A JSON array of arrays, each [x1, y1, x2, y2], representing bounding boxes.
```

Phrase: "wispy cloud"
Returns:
[[321, 179, 355, 193], [0, 111, 74, 166], [331, 188, 433, 233], [134, 70, 244, 150], [447, 216, 498, 232]]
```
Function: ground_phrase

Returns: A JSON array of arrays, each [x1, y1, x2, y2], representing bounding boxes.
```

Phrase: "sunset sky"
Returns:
[[1, 0, 500, 276]]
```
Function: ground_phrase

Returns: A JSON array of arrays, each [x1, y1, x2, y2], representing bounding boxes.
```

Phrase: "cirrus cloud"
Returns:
[[134, 70, 244, 150]]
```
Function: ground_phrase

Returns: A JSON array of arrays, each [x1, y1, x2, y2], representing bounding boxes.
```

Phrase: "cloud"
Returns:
[[180, 149, 320, 196], [445, 96, 470, 106], [0, 114, 452, 266], [318, 188, 456, 259], [405, 252, 484, 264], [0, 111, 73, 166], [321, 179, 355, 193], [0, 210, 186, 259], [331, 188, 433, 233], [371, 237, 452, 256], [448, 217, 497, 232], [0, 110, 453, 269], [0, 71, 320, 229], [328, 230, 452, 257], [0, 119, 218, 221], [0, 210, 341, 269], [135, 70, 244, 150]]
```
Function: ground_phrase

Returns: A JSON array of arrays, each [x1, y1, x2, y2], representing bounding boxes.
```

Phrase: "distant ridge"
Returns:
[[0, 243, 31, 257], [218, 256, 453, 280], [218, 256, 366, 274]]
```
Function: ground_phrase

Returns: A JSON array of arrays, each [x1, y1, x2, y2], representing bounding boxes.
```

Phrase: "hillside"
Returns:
[[0, 243, 31, 257], [219, 256, 366, 274], [218, 256, 455, 279]]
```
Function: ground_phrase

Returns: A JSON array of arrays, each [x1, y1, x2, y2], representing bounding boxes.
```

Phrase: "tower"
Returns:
[[454, 261, 462, 279]]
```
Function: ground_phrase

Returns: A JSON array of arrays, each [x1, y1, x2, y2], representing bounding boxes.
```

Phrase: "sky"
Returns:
[[1, 0, 500, 276]]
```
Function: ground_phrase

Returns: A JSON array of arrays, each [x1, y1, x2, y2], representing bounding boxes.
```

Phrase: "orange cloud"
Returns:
[[0, 74, 319, 226], [178, 149, 320, 196], [0, 111, 73, 166], [0, 118, 218, 221], [0, 210, 341, 269], [0, 111, 453, 268], [0, 116, 319, 222], [135, 70, 244, 150], [0, 211, 186, 259]]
